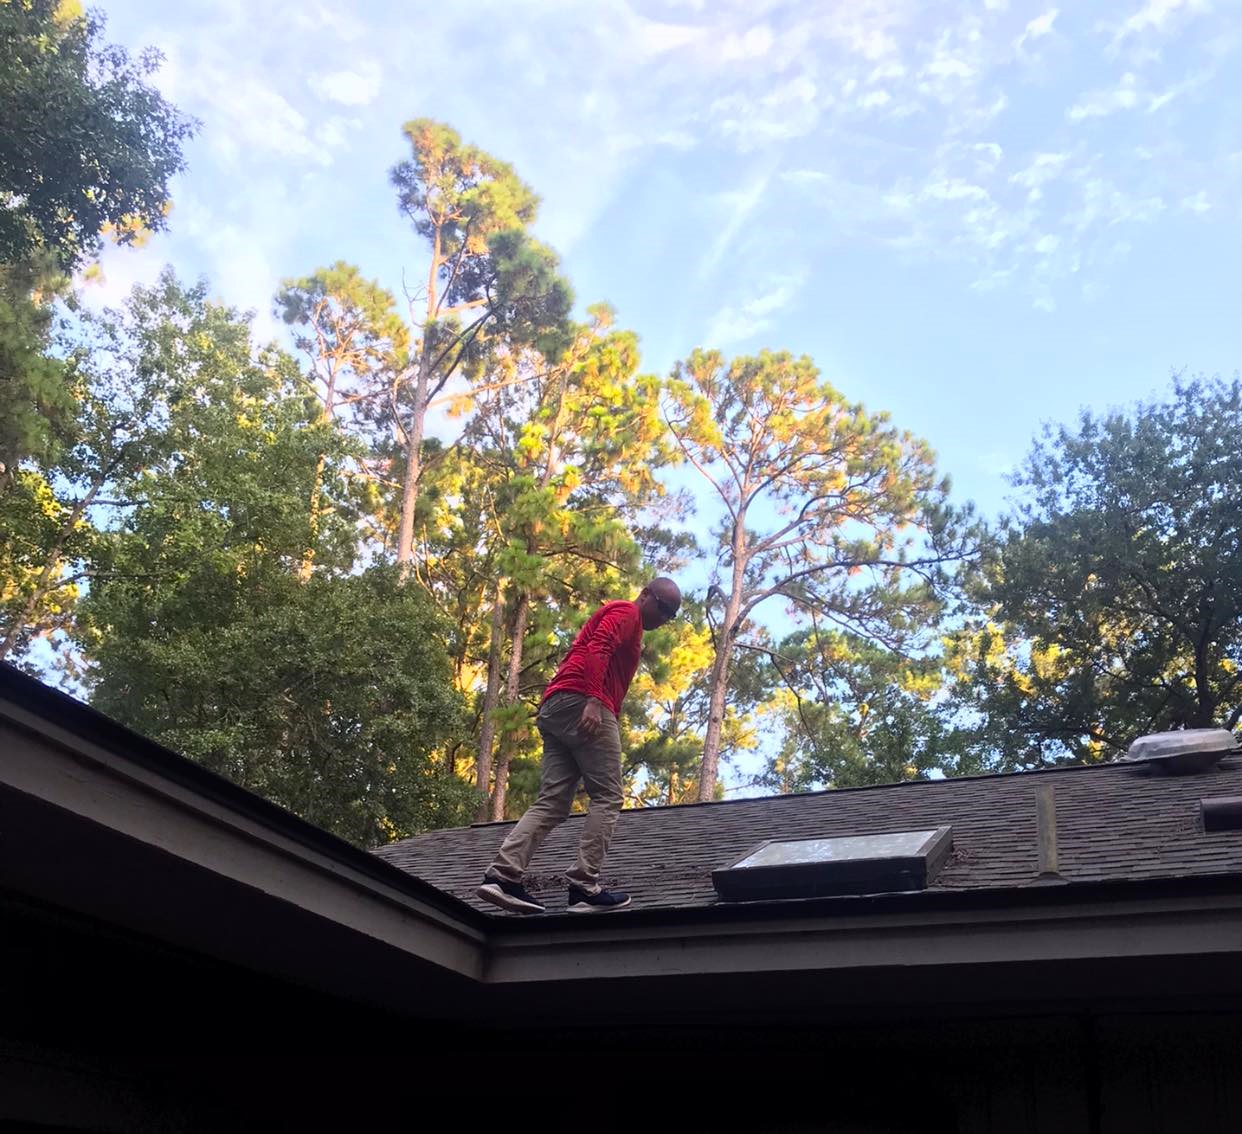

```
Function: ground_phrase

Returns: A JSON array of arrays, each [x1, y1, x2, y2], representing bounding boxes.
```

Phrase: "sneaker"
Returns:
[[567, 884, 632, 914], [477, 876, 546, 915]]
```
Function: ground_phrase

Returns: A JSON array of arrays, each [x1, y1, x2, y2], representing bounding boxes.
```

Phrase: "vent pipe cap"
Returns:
[[1124, 728, 1239, 775]]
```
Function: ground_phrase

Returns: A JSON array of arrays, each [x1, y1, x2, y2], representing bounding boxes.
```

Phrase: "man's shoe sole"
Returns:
[[477, 882, 545, 915], [567, 896, 632, 914]]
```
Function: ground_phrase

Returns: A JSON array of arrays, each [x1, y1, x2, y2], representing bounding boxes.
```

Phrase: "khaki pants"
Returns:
[[487, 691, 623, 894]]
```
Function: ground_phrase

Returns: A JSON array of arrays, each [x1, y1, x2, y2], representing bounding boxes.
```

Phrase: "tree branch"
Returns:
[[426, 314, 491, 402], [436, 216, 475, 316], [662, 412, 738, 525]]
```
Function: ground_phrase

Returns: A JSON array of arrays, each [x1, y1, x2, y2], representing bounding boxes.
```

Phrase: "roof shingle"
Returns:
[[374, 759, 1242, 915]]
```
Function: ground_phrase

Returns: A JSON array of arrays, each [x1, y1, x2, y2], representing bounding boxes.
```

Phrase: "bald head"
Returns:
[[637, 576, 682, 630]]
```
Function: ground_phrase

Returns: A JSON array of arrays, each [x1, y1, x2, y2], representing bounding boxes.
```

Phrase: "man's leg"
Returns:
[[486, 700, 580, 886], [564, 705, 624, 895]]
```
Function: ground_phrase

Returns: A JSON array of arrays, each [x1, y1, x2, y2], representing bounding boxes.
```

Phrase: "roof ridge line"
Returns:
[[446, 757, 1138, 834]]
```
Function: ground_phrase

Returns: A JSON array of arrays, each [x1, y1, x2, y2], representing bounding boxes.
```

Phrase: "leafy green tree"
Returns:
[[275, 262, 407, 578], [622, 603, 763, 805], [88, 565, 470, 845], [388, 119, 572, 572], [0, 250, 82, 662], [956, 376, 1242, 766], [0, 269, 235, 662], [0, 466, 83, 662], [62, 275, 466, 842], [0, 0, 194, 267], [458, 307, 668, 818], [759, 624, 978, 791], [663, 348, 965, 800], [0, 252, 76, 479]]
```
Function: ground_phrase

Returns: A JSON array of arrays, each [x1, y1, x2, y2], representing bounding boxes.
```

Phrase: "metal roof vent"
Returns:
[[1200, 796, 1242, 832], [1122, 728, 1240, 776]]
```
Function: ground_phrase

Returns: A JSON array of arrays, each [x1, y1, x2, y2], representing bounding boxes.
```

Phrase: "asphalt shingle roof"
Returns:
[[374, 758, 1242, 915]]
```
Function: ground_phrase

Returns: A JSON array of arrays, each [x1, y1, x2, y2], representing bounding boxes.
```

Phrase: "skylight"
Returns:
[[712, 827, 953, 902]]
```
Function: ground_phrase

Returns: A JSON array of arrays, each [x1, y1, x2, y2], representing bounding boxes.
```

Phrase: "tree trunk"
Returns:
[[1193, 629, 1216, 728], [474, 585, 507, 822], [485, 376, 563, 818], [697, 627, 735, 801], [395, 229, 443, 577], [697, 526, 748, 801], [489, 591, 531, 822], [394, 353, 430, 576]]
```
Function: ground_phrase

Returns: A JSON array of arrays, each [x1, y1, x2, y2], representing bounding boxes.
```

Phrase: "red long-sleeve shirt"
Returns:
[[542, 600, 643, 716]]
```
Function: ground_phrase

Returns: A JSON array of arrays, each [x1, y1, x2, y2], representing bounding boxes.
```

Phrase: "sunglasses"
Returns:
[[654, 595, 679, 620]]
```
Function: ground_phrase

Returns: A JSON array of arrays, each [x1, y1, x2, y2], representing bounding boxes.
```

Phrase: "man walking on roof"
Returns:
[[478, 577, 682, 915]]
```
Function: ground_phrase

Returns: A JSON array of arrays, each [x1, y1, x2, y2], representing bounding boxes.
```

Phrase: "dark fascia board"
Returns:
[[0, 663, 487, 932], [712, 826, 954, 902], [481, 878, 1242, 988]]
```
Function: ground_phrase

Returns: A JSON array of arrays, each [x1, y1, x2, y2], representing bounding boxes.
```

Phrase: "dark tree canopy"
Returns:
[[962, 376, 1242, 765], [0, 0, 196, 267]]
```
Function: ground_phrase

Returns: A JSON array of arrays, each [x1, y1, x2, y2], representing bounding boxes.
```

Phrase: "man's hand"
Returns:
[[577, 697, 603, 738]]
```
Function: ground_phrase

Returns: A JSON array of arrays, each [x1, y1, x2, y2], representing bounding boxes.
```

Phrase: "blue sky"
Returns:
[[89, 0, 1241, 522]]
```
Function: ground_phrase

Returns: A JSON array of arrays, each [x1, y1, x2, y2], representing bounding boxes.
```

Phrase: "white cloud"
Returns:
[[1011, 151, 1071, 199], [205, 75, 327, 162], [721, 25, 775, 62], [88, 0, 1241, 355], [883, 188, 916, 211], [317, 116, 362, 149], [1114, 0, 1209, 43], [699, 172, 773, 279], [177, 192, 292, 342], [710, 75, 820, 148], [1025, 9, 1059, 39], [309, 61, 382, 106], [287, 2, 365, 43], [1067, 177, 1166, 232], [704, 273, 806, 347], [1147, 68, 1213, 111], [78, 241, 169, 311], [925, 56, 974, 80], [814, 6, 905, 61], [782, 170, 831, 187], [1068, 73, 1141, 120], [962, 203, 1013, 250], [635, 19, 703, 56], [154, 32, 351, 168], [970, 142, 1004, 169], [1017, 9, 1058, 50], [971, 267, 1015, 292], [923, 177, 990, 203], [867, 60, 906, 82], [1147, 88, 1179, 112], [653, 129, 698, 150]]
